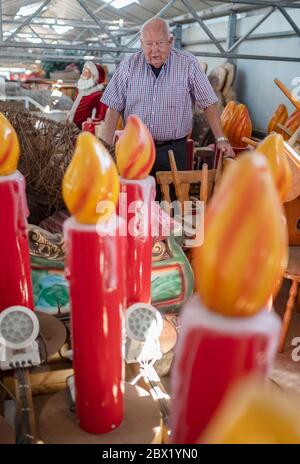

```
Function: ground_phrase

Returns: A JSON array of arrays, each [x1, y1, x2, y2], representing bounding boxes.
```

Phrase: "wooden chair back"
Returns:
[[156, 165, 216, 206]]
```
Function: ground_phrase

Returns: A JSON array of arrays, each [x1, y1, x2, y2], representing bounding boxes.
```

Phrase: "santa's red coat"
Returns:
[[69, 86, 108, 129]]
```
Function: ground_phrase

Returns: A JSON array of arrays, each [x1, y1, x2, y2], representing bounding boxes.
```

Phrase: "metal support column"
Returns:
[[226, 11, 237, 49], [0, 0, 3, 43], [173, 24, 182, 48]]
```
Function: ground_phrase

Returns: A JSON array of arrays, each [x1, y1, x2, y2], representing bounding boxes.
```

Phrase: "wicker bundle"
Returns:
[[0, 107, 80, 223]]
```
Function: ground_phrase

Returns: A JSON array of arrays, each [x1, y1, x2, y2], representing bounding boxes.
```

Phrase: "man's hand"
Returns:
[[216, 140, 235, 159]]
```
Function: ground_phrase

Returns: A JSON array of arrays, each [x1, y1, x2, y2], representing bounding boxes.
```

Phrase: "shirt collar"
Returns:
[[143, 48, 173, 71]]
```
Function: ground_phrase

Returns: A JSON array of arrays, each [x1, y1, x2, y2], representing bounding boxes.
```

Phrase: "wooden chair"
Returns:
[[278, 246, 300, 352], [156, 164, 216, 207], [193, 146, 215, 170]]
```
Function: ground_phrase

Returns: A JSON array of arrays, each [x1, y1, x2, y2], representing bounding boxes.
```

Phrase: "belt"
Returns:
[[154, 136, 187, 147]]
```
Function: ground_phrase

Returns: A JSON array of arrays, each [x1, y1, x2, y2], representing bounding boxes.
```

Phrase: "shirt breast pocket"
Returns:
[[171, 82, 188, 109]]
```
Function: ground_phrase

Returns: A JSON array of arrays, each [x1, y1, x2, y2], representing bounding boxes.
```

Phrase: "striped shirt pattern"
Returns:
[[101, 48, 218, 141]]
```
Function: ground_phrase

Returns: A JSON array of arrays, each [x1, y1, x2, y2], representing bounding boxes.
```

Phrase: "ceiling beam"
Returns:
[[227, 6, 276, 52], [0, 40, 137, 53], [76, 0, 119, 45], [278, 6, 300, 36], [28, 25, 46, 44], [181, 0, 225, 52], [0, 51, 120, 64], [201, 0, 300, 9], [5, 0, 53, 42]]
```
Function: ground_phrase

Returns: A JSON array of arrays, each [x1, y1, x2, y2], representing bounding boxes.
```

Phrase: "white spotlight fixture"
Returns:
[[0, 306, 40, 370], [125, 303, 163, 364]]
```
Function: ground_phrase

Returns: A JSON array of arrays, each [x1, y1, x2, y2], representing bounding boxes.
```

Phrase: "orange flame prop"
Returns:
[[267, 104, 288, 135], [221, 102, 252, 148], [284, 110, 300, 140], [0, 113, 20, 176], [63, 132, 119, 224], [284, 143, 300, 202], [193, 152, 288, 317], [256, 133, 291, 202], [200, 377, 300, 444], [115, 115, 155, 180]]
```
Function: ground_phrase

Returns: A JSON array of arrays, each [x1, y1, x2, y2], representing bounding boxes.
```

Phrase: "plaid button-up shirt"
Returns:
[[101, 48, 218, 142]]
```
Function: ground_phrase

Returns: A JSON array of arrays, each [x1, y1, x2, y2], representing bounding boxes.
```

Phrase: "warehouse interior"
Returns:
[[0, 0, 300, 446]]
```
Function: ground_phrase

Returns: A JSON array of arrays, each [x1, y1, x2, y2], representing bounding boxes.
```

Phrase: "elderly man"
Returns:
[[101, 18, 234, 174]]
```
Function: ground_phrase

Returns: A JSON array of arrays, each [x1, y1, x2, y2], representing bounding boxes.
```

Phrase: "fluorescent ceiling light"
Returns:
[[15, 2, 43, 18], [52, 25, 74, 34], [84, 55, 95, 60], [103, 0, 139, 9]]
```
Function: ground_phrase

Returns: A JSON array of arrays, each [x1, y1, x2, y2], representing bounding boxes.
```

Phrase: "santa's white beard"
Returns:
[[77, 76, 97, 91]]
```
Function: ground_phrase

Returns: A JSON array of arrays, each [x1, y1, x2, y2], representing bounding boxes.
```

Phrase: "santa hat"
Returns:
[[84, 61, 106, 84]]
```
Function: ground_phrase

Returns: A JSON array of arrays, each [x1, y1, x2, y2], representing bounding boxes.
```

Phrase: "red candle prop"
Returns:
[[63, 132, 125, 434], [171, 295, 281, 444], [116, 115, 156, 307], [0, 113, 34, 312], [170, 153, 288, 443]]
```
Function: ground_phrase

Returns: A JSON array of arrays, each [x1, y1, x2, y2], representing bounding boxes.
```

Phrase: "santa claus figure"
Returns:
[[68, 61, 108, 129]]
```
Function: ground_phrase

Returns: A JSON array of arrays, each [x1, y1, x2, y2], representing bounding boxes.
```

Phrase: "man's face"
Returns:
[[141, 26, 173, 68], [81, 66, 92, 80]]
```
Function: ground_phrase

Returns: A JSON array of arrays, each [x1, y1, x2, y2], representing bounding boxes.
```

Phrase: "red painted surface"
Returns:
[[118, 178, 155, 308], [82, 118, 102, 135], [65, 222, 126, 434], [0, 175, 34, 312], [171, 309, 279, 444]]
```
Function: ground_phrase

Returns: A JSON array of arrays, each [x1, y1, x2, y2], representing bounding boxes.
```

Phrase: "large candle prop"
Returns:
[[171, 152, 287, 444], [63, 132, 125, 434], [0, 113, 34, 312], [115, 115, 156, 307]]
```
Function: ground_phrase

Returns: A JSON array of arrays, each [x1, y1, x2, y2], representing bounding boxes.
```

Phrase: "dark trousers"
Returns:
[[150, 137, 188, 201]]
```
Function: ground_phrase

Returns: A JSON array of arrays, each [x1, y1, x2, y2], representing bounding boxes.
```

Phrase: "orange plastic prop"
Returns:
[[221, 102, 252, 148], [200, 377, 300, 444], [115, 115, 155, 180], [256, 133, 291, 202], [63, 132, 119, 224], [284, 110, 300, 138], [193, 152, 288, 317], [0, 112, 20, 176], [267, 104, 288, 134]]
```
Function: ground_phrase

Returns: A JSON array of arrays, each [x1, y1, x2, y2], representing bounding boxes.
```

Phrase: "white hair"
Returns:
[[140, 17, 172, 39]]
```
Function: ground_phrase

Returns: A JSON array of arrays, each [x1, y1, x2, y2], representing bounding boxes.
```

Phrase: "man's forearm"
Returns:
[[100, 108, 120, 145], [203, 103, 225, 139]]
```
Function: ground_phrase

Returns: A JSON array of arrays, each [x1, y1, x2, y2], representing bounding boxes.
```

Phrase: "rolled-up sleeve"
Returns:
[[189, 58, 218, 110], [100, 58, 130, 112]]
